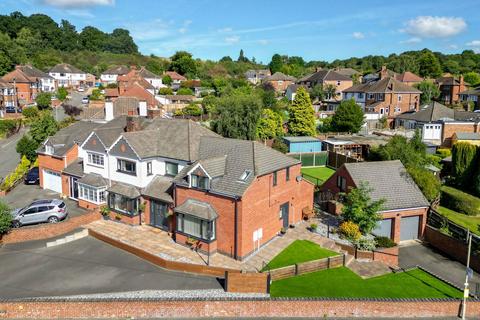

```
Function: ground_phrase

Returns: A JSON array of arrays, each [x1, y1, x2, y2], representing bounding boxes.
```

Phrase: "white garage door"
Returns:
[[400, 216, 420, 241], [43, 170, 62, 193], [372, 218, 393, 238]]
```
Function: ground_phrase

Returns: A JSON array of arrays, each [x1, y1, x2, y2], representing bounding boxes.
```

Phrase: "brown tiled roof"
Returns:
[[343, 77, 421, 93], [165, 71, 186, 81], [395, 71, 423, 83], [264, 72, 296, 81], [105, 88, 119, 97], [165, 95, 195, 101], [301, 69, 351, 82]]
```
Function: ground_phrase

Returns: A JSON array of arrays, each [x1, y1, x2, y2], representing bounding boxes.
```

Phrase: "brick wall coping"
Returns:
[[0, 296, 474, 303]]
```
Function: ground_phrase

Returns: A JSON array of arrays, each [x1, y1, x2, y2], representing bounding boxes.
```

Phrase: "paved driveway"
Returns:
[[399, 242, 479, 292], [0, 237, 222, 298], [0, 127, 26, 180], [3, 183, 87, 219]]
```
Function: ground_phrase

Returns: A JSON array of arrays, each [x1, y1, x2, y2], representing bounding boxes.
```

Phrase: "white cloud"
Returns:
[[217, 27, 232, 33], [449, 44, 459, 49], [466, 40, 480, 47], [403, 16, 466, 38], [64, 9, 95, 18], [225, 35, 240, 44], [257, 39, 269, 45], [42, 0, 114, 8], [126, 19, 172, 41], [401, 37, 422, 44], [352, 32, 365, 39], [178, 20, 192, 34]]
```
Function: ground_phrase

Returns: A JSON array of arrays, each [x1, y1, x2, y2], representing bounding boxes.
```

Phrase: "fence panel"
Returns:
[[289, 152, 327, 167]]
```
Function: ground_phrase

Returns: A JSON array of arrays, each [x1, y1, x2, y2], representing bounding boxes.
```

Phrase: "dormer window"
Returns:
[[45, 145, 54, 155], [239, 170, 252, 182], [191, 174, 209, 190]]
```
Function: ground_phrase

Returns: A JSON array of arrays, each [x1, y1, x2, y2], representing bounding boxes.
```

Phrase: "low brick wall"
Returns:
[[373, 246, 399, 267], [1, 210, 100, 244], [88, 228, 241, 278], [425, 225, 480, 273], [0, 299, 477, 318], [268, 255, 344, 281], [225, 272, 269, 293]]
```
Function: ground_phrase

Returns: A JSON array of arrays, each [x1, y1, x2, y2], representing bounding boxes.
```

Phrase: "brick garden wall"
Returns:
[[0, 299, 477, 318], [1, 210, 100, 244]]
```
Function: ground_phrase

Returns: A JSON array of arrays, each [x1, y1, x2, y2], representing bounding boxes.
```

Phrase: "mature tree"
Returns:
[[407, 166, 441, 202], [310, 84, 325, 101], [330, 99, 364, 133], [464, 72, 480, 87], [257, 109, 283, 140], [16, 134, 38, 162], [58, 19, 78, 51], [341, 182, 386, 234], [29, 112, 57, 144], [105, 28, 138, 54], [15, 27, 43, 57], [56, 87, 68, 101], [145, 59, 164, 76], [0, 200, 12, 236], [170, 51, 197, 77], [452, 142, 478, 188], [162, 75, 173, 86], [35, 92, 52, 110], [177, 87, 194, 95], [211, 91, 262, 140], [287, 87, 316, 136], [418, 51, 442, 78], [79, 26, 107, 51], [414, 80, 440, 105], [63, 104, 81, 117], [369, 134, 425, 169], [0, 32, 26, 75], [219, 56, 232, 62], [237, 49, 249, 62], [269, 54, 283, 74]]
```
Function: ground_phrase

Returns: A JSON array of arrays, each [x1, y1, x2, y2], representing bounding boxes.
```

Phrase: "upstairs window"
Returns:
[[273, 171, 278, 186], [117, 159, 136, 175], [45, 145, 54, 155], [286, 167, 290, 181], [165, 162, 179, 176], [191, 174, 209, 190], [147, 162, 153, 176], [87, 152, 104, 167]]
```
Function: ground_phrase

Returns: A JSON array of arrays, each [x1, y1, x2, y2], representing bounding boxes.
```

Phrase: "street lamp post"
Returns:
[[461, 233, 473, 320]]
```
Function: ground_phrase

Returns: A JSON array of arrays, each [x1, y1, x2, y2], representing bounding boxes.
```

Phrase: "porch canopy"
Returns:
[[107, 181, 141, 198], [141, 175, 173, 203], [77, 173, 107, 187], [174, 199, 218, 221]]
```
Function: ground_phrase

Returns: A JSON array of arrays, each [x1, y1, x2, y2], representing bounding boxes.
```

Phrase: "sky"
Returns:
[[1, 0, 480, 63]]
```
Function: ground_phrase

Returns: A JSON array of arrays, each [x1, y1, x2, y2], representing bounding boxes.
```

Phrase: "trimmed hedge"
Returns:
[[440, 186, 480, 216], [375, 236, 396, 248]]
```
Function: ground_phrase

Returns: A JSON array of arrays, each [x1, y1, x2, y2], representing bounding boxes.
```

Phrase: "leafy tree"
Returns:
[[14, 27, 43, 57], [369, 134, 425, 169], [145, 59, 164, 75], [341, 182, 385, 234], [170, 51, 197, 77], [257, 109, 283, 140], [16, 134, 38, 162], [22, 106, 38, 119], [219, 56, 232, 62], [452, 142, 478, 188], [63, 104, 81, 117], [0, 200, 12, 236], [179, 103, 203, 116], [414, 80, 440, 105], [287, 87, 316, 136], [0, 32, 26, 75], [56, 87, 68, 101], [272, 138, 288, 154], [330, 99, 364, 133], [418, 51, 442, 78], [211, 91, 262, 140], [464, 72, 480, 87], [159, 87, 173, 95], [177, 87, 194, 95], [237, 49, 249, 62], [29, 112, 57, 144], [310, 84, 325, 101], [269, 54, 283, 74], [162, 75, 173, 86], [407, 166, 441, 202], [35, 92, 52, 110]]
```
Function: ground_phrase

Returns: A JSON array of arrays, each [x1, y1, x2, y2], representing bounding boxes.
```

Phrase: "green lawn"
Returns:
[[301, 167, 336, 185], [262, 240, 339, 271], [437, 206, 480, 236], [270, 267, 462, 298]]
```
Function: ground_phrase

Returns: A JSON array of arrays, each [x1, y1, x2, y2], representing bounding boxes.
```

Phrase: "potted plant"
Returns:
[[139, 202, 146, 213], [114, 213, 122, 221], [309, 223, 318, 232], [280, 227, 287, 235], [100, 205, 110, 219]]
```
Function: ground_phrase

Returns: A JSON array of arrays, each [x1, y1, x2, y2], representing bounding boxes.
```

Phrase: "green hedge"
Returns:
[[440, 186, 480, 216]]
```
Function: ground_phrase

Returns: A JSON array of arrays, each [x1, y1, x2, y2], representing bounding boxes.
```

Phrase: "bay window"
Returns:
[[78, 184, 106, 204], [108, 193, 139, 216], [176, 213, 216, 241]]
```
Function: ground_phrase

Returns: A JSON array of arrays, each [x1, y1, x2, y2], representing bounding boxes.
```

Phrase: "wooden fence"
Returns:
[[267, 255, 345, 281]]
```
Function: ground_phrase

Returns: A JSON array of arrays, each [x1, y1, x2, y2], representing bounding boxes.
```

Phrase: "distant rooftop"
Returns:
[[283, 136, 320, 143]]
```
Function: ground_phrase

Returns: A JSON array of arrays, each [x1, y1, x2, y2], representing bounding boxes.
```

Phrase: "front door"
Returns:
[[280, 202, 289, 229], [70, 177, 79, 200], [150, 200, 169, 230]]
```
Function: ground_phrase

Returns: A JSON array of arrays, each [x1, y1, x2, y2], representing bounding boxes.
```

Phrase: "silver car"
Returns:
[[11, 199, 68, 228]]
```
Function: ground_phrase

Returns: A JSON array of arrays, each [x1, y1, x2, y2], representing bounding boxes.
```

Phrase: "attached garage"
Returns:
[[400, 216, 420, 241], [43, 169, 62, 193], [372, 218, 393, 238]]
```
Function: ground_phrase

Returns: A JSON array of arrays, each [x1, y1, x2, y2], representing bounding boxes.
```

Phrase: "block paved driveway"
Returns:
[[399, 242, 479, 292], [0, 237, 222, 299]]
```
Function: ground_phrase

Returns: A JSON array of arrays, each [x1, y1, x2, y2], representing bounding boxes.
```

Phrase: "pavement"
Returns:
[[3, 183, 88, 219], [0, 236, 222, 299], [0, 127, 27, 180], [399, 241, 480, 292]]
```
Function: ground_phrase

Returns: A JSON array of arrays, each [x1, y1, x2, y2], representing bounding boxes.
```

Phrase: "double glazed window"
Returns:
[[176, 213, 215, 241], [166, 162, 179, 176], [273, 171, 278, 186], [337, 176, 347, 192], [108, 193, 139, 216], [191, 174, 209, 189], [78, 184, 106, 204], [87, 152, 104, 167], [117, 159, 136, 175]]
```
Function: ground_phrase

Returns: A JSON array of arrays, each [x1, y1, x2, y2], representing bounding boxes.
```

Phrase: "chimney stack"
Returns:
[[105, 101, 114, 121], [126, 116, 142, 132], [380, 65, 388, 79]]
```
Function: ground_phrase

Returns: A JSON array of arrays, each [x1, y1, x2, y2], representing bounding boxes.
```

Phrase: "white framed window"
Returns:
[[45, 145, 54, 155], [191, 174, 209, 189], [165, 162, 178, 176], [147, 162, 153, 176], [117, 158, 136, 175], [78, 184, 106, 204], [87, 152, 104, 167], [176, 213, 216, 241]]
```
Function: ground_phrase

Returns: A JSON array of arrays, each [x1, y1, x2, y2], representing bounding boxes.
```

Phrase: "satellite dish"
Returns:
[[296, 175, 303, 182]]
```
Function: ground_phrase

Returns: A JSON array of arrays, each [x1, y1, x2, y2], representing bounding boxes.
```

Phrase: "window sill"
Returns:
[[175, 230, 216, 243], [87, 163, 104, 169], [117, 170, 137, 176], [109, 208, 139, 217]]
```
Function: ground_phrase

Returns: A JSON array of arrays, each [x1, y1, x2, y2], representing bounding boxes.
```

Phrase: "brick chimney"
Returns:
[[125, 116, 142, 132], [316, 67, 322, 72], [380, 65, 388, 79]]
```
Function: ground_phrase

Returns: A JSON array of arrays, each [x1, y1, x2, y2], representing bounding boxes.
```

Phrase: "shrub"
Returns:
[[407, 166, 441, 202], [100, 206, 110, 216], [181, 103, 203, 116], [375, 236, 396, 248], [56, 87, 68, 101], [272, 138, 288, 154], [159, 87, 173, 95], [177, 87, 194, 96], [63, 104, 82, 117], [354, 238, 377, 251], [441, 186, 480, 216], [436, 148, 451, 159], [339, 221, 361, 241], [0, 156, 31, 191], [22, 106, 39, 119], [0, 200, 12, 236], [35, 92, 52, 110], [0, 119, 18, 137], [310, 223, 318, 231], [16, 135, 39, 162]]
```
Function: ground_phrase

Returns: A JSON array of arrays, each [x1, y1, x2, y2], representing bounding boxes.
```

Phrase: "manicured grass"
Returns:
[[270, 267, 462, 298], [437, 206, 480, 236], [301, 166, 335, 185], [262, 240, 338, 271]]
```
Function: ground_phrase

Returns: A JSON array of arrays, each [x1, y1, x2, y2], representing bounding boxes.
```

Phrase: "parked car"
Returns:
[[24, 167, 39, 185], [11, 199, 68, 228], [81, 97, 89, 104], [77, 87, 85, 92], [5, 106, 20, 113]]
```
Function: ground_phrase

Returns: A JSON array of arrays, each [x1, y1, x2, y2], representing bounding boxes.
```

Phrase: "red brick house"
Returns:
[[38, 117, 314, 261], [320, 160, 430, 243], [436, 75, 468, 105], [263, 72, 296, 93]]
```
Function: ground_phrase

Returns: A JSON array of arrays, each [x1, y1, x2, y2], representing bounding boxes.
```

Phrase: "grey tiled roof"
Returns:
[[142, 175, 173, 203], [283, 136, 320, 143], [63, 158, 84, 177], [102, 65, 129, 75], [78, 173, 107, 187], [454, 132, 480, 140], [301, 70, 351, 82], [343, 160, 430, 211], [174, 199, 218, 220], [343, 77, 421, 93], [49, 63, 85, 74], [108, 182, 141, 198], [264, 72, 296, 81], [396, 102, 454, 122]]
